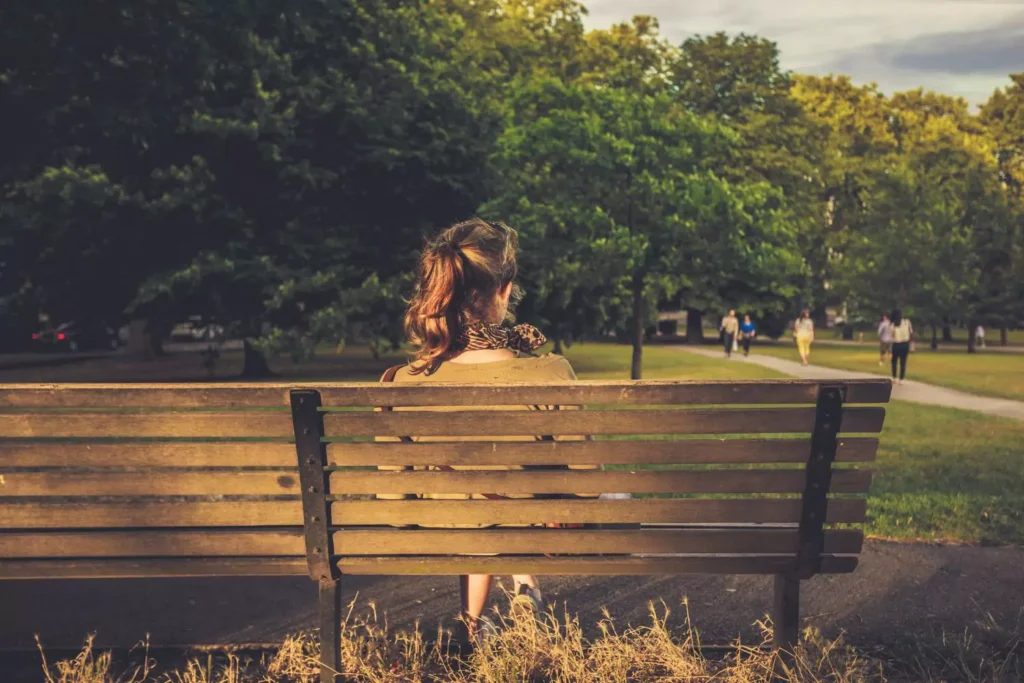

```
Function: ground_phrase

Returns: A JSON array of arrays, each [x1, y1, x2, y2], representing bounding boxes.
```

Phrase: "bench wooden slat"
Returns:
[[0, 413, 294, 438], [0, 529, 305, 558], [329, 469, 872, 495], [0, 442, 297, 468], [0, 379, 893, 408], [0, 502, 303, 528], [327, 438, 880, 466], [336, 555, 859, 575], [332, 528, 864, 556], [0, 558, 308, 579], [322, 407, 885, 437], [331, 498, 866, 526], [0, 471, 302, 497]]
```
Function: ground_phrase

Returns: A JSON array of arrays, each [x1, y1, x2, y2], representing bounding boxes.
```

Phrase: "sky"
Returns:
[[582, 0, 1024, 106]]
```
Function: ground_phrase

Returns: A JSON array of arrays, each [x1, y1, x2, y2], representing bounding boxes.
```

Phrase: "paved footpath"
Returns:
[[683, 346, 1024, 421]]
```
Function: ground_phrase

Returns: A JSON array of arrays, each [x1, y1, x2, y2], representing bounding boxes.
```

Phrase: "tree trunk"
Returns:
[[942, 324, 954, 343], [125, 319, 152, 360], [553, 338, 564, 355], [241, 339, 274, 378], [967, 323, 977, 354], [930, 325, 938, 351], [1001, 327, 1008, 346], [685, 309, 704, 345], [630, 276, 644, 380], [148, 319, 165, 357], [842, 324, 854, 341]]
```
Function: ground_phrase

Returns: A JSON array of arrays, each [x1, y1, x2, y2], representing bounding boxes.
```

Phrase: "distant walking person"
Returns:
[[739, 315, 756, 356], [720, 310, 740, 358], [877, 314, 893, 366], [793, 309, 814, 366], [890, 309, 914, 385], [976, 325, 986, 349]]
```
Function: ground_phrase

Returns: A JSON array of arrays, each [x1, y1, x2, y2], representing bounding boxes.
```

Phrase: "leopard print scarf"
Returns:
[[454, 322, 547, 354]]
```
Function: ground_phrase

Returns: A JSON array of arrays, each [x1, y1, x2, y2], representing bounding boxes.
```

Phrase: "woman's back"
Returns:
[[391, 352, 575, 386], [381, 353, 588, 505]]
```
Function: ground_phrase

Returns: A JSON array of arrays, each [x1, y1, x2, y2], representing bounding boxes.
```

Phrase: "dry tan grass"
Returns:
[[32, 599, 1023, 682]]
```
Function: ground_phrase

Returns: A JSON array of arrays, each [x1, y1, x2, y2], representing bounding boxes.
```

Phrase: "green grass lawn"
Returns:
[[752, 342, 1024, 401], [559, 342, 786, 380], [869, 402, 1024, 544], [562, 344, 1024, 545]]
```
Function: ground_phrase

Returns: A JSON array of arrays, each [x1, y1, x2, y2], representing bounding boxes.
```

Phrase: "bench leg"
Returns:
[[319, 577, 342, 683], [773, 573, 799, 652]]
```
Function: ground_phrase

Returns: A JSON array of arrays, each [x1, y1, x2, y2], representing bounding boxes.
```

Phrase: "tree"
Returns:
[[673, 34, 825, 335], [790, 75, 900, 332], [484, 77, 802, 378], [981, 74, 1024, 197], [0, 0, 500, 371], [980, 74, 1024, 343]]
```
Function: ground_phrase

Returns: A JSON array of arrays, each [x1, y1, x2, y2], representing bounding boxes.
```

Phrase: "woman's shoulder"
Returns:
[[384, 353, 576, 382], [511, 353, 577, 380]]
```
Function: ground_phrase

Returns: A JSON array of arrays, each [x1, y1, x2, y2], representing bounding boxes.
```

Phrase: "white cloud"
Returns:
[[581, 0, 1024, 104]]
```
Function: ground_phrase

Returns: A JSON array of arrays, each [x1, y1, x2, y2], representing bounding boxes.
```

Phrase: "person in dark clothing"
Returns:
[[889, 309, 914, 385]]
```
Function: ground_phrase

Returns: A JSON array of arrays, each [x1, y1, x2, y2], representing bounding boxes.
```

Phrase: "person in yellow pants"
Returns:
[[793, 309, 814, 366]]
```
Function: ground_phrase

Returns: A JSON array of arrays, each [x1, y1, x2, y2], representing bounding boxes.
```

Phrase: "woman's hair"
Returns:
[[800, 308, 810, 319], [891, 309, 903, 327], [405, 218, 520, 373]]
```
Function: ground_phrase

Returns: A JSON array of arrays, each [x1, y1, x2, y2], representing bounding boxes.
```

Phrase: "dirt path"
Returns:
[[2, 541, 1021, 653], [683, 346, 1024, 421]]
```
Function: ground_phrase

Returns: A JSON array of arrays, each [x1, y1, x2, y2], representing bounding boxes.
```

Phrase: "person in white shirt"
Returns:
[[976, 325, 986, 349], [877, 314, 893, 366], [889, 309, 914, 385], [792, 309, 814, 366]]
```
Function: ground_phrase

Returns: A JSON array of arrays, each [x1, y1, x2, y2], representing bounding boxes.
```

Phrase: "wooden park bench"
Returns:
[[0, 379, 890, 682]]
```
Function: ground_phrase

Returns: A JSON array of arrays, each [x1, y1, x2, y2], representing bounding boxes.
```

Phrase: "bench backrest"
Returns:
[[294, 379, 889, 582], [0, 380, 890, 582], [0, 384, 307, 579]]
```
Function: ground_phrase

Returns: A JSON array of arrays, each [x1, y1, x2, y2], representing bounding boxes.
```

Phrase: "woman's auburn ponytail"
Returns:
[[405, 241, 465, 372], [404, 219, 518, 374]]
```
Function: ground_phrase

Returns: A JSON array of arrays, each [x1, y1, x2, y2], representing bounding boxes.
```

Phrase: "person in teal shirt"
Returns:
[[739, 315, 756, 356]]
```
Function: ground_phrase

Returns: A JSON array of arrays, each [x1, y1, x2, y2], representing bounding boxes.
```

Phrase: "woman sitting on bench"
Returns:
[[380, 217, 579, 644]]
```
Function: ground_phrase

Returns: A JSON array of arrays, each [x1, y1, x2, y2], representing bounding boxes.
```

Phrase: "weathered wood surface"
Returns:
[[0, 558, 308, 579], [322, 407, 885, 437], [331, 498, 867, 526], [0, 501, 303, 528], [0, 529, 305, 558], [329, 469, 872, 495], [0, 412, 294, 438], [332, 528, 864, 556], [336, 555, 859, 576], [327, 438, 881, 466], [0, 442, 296, 468], [1, 471, 301, 497], [0, 379, 892, 408]]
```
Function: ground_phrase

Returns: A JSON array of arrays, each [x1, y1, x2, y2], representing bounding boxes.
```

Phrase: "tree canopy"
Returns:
[[1, 1, 1022, 366]]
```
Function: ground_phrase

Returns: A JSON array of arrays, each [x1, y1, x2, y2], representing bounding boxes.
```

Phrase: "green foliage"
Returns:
[[484, 76, 804, 376], [2, 0, 1023, 369]]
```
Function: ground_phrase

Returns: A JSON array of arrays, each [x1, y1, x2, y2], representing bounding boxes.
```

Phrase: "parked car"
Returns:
[[169, 316, 226, 342], [32, 321, 123, 352]]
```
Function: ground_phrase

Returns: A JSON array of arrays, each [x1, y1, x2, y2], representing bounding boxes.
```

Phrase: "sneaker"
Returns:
[[468, 615, 499, 648], [510, 585, 544, 618]]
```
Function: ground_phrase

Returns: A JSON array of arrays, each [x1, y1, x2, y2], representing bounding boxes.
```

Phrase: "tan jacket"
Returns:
[[377, 353, 593, 526]]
